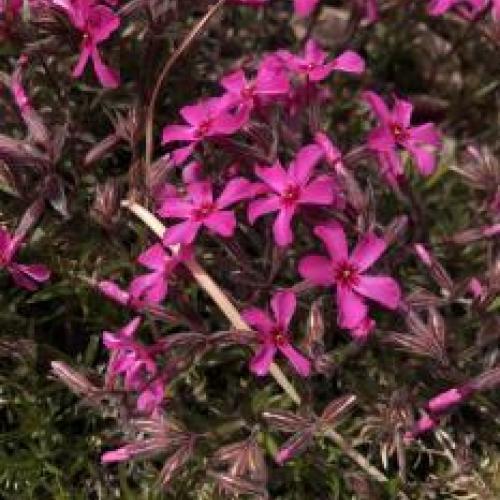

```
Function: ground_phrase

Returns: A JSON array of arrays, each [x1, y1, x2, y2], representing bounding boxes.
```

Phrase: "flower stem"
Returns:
[[323, 428, 388, 483], [121, 200, 301, 405]]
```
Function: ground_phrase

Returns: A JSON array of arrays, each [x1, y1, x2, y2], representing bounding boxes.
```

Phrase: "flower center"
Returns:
[[281, 184, 300, 206], [271, 327, 287, 347], [191, 202, 215, 221], [195, 119, 213, 138], [334, 261, 360, 287], [305, 62, 316, 72], [391, 122, 407, 142]]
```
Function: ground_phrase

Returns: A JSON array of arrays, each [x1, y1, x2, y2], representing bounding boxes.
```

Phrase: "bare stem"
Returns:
[[121, 200, 301, 405], [323, 428, 388, 484]]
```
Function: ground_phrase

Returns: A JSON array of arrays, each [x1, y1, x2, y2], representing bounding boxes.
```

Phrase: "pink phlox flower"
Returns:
[[52, 0, 120, 88], [248, 144, 338, 247], [299, 221, 401, 329], [103, 317, 157, 390], [0, 227, 50, 291], [158, 177, 253, 246], [363, 91, 441, 177], [427, 0, 488, 19], [162, 97, 248, 166], [242, 290, 311, 377], [220, 64, 289, 111], [278, 39, 365, 82], [129, 243, 188, 305]]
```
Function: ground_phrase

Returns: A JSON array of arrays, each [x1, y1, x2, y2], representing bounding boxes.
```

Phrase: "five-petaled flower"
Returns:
[[129, 243, 189, 305], [278, 39, 365, 82], [248, 144, 338, 247], [242, 290, 311, 377], [52, 0, 120, 88], [299, 222, 401, 330], [220, 63, 289, 112], [158, 178, 253, 246], [0, 227, 50, 291], [363, 91, 441, 180], [162, 97, 248, 166], [104, 317, 166, 413]]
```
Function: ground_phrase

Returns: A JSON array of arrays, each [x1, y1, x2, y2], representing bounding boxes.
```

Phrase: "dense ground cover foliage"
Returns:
[[1, 0, 500, 498]]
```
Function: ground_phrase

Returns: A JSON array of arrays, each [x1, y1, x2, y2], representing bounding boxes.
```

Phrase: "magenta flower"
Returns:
[[220, 64, 289, 111], [299, 222, 401, 329], [242, 290, 311, 377], [363, 91, 441, 177], [158, 177, 252, 246], [278, 39, 365, 82], [103, 317, 156, 389], [162, 97, 248, 166], [248, 145, 337, 247], [0, 227, 50, 291], [129, 243, 188, 305], [52, 0, 120, 88]]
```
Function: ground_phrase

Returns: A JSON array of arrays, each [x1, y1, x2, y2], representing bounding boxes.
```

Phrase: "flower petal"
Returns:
[[158, 198, 193, 220], [242, 307, 274, 334], [163, 220, 201, 246], [330, 50, 365, 74], [217, 177, 253, 209], [129, 272, 167, 304], [353, 275, 401, 309], [270, 290, 296, 331], [393, 98, 413, 128], [313, 223, 348, 263], [349, 233, 387, 272], [161, 125, 195, 144], [289, 144, 323, 185], [406, 144, 437, 176], [250, 344, 277, 376], [299, 176, 334, 204], [363, 91, 392, 123], [408, 123, 441, 147], [255, 162, 289, 193], [278, 343, 311, 376], [273, 207, 295, 247], [91, 47, 120, 89], [248, 195, 281, 224], [298, 255, 335, 286], [137, 243, 168, 271], [337, 286, 368, 329], [203, 210, 236, 237]]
